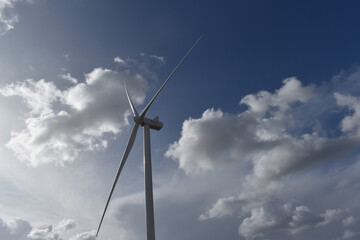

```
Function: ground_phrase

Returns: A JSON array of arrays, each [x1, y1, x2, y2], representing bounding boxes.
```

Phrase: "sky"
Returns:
[[1, 0, 360, 239]]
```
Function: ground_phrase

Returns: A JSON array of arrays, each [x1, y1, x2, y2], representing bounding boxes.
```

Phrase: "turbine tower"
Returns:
[[96, 36, 202, 240]]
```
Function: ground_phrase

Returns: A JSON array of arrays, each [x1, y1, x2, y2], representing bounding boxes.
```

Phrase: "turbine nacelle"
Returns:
[[134, 116, 163, 131]]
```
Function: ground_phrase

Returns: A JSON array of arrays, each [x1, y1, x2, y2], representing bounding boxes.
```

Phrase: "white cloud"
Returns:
[[320, 209, 344, 226], [199, 192, 267, 220], [26, 219, 91, 240], [0, 217, 82, 240], [0, 0, 36, 35], [150, 54, 165, 64], [238, 201, 343, 239], [0, 0, 18, 35], [68, 230, 96, 240], [342, 216, 357, 227], [166, 75, 360, 239], [0, 217, 32, 240], [199, 196, 245, 220], [60, 73, 78, 84], [0, 79, 61, 115], [166, 108, 239, 174], [54, 219, 76, 233], [8, 219, 32, 237], [114, 56, 126, 65], [240, 77, 315, 115], [27, 225, 57, 240], [335, 93, 360, 136], [166, 77, 359, 179], [0, 67, 148, 166]]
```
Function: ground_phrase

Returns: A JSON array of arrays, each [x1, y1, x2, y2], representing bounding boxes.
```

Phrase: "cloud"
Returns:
[[240, 77, 315, 115], [166, 108, 240, 174], [320, 209, 344, 226], [0, 79, 62, 115], [0, 67, 148, 166], [200, 194, 347, 239], [199, 189, 275, 221], [166, 77, 360, 179], [338, 230, 360, 240], [60, 73, 78, 84], [27, 225, 58, 240], [8, 219, 32, 237], [54, 219, 76, 233], [335, 93, 360, 136], [0, 217, 31, 240], [238, 201, 343, 239], [114, 55, 162, 81], [114, 56, 126, 65], [68, 230, 96, 240], [199, 195, 247, 220], [166, 74, 360, 239], [0, 0, 18, 35], [0, 0, 37, 35], [342, 216, 357, 227], [166, 78, 317, 174], [0, 217, 83, 240], [150, 54, 165, 64]]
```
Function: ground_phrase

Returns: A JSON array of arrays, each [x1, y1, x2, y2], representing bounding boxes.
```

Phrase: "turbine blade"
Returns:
[[139, 35, 202, 120], [125, 82, 139, 117], [96, 123, 140, 237]]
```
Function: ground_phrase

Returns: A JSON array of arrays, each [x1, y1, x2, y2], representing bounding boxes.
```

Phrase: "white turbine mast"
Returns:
[[96, 36, 202, 240]]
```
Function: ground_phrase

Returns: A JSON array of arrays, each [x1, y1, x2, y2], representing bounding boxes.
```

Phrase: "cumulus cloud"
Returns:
[[201, 195, 347, 239], [28, 219, 77, 239], [166, 108, 240, 174], [68, 230, 96, 240], [54, 219, 76, 233], [0, 217, 32, 240], [238, 201, 343, 239], [0, 67, 148, 166], [199, 192, 268, 220], [0, 217, 83, 240], [28, 220, 93, 240], [0, 79, 62, 115], [0, 0, 37, 35], [27, 225, 58, 240], [166, 75, 360, 239], [199, 195, 246, 220], [335, 93, 360, 136], [8, 219, 32, 237], [114, 56, 126, 65], [166, 77, 360, 178], [60, 73, 78, 84], [240, 77, 315, 115], [166, 78, 311, 174], [0, 0, 18, 34]]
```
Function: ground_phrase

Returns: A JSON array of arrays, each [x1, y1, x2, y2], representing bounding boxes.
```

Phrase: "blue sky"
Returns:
[[1, 1, 360, 240]]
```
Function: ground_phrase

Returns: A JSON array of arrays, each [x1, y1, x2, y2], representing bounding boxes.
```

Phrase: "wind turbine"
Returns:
[[96, 36, 202, 240]]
